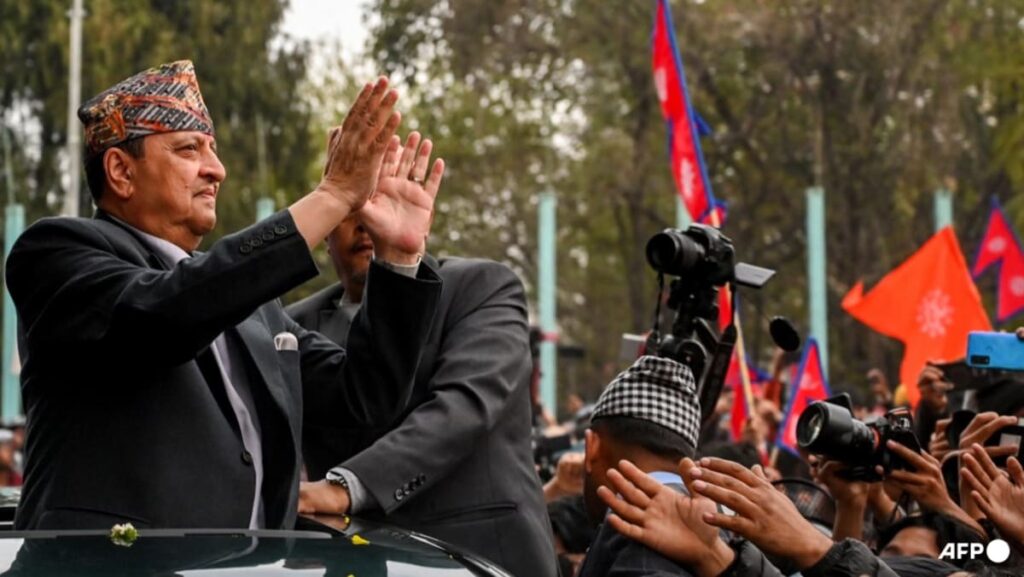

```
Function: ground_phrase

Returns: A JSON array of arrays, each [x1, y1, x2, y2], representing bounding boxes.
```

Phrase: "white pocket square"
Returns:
[[273, 332, 298, 351]]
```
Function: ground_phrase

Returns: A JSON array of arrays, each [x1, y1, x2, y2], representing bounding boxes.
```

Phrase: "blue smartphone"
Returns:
[[966, 331, 1024, 371]]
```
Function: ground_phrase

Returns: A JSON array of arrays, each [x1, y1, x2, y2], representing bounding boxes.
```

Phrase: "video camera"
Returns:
[[643, 224, 791, 426], [796, 393, 922, 481]]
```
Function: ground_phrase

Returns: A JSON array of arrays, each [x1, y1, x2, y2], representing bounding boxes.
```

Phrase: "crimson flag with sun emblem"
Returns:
[[652, 0, 716, 223], [842, 227, 991, 407]]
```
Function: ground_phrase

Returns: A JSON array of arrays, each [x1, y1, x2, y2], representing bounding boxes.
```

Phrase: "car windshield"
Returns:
[[0, 513, 507, 577]]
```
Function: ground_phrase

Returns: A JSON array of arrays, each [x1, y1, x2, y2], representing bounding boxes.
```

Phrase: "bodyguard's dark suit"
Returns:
[[287, 256, 557, 577], [5, 210, 440, 530]]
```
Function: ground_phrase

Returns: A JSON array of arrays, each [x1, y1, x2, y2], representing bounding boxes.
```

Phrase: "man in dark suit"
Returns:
[[6, 61, 445, 530], [287, 177, 558, 577]]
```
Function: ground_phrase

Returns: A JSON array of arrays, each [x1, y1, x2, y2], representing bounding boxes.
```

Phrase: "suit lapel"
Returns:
[[232, 316, 292, 417]]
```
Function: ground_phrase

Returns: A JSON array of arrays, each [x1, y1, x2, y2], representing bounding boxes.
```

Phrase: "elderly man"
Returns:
[[286, 182, 557, 576], [5, 60, 444, 530]]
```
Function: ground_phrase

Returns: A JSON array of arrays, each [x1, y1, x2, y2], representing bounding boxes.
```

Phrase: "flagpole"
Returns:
[[538, 192, 558, 415], [807, 186, 829, 378], [708, 207, 755, 416], [733, 306, 755, 415], [934, 188, 953, 232]]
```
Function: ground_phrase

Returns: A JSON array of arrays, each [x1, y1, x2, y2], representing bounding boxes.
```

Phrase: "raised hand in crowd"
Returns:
[[689, 457, 833, 570], [957, 412, 1019, 519], [882, 440, 985, 536], [811, 457, 868, 541], [543, 452, 585, 503], [811, 455, 903, 543], [917, 364, 952, 415], [868, 368, 892, 410], [961, 443, 1024, 549], [813, 457, 872, 541], [597, 459, 735, 577], [929, 417, 953, 462], [957, 412, 1019, 456]]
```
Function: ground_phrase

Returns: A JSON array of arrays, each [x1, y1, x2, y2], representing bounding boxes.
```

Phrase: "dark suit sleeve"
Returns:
[[6, 211, 318, 368], [341, 262, 529, 512], [577, 524, 698, 577], [299, 261, 442, 426]]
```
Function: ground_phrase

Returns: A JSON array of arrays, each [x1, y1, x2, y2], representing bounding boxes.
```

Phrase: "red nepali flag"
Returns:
[[652, 0, 716, 224], [972, 199, 1024, 322], [727, 353, 768, 441], [996, 244, 1024, 321], [973, 199, 1019, 278], [719, 293, 768, 441], [777, 339, 831, 455]]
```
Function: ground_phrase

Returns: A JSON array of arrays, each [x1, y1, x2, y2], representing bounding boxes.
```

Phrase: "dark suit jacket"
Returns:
[[5, 210, 440, 530], [287, 256, 557, 577], [577, 521, 697, 577]]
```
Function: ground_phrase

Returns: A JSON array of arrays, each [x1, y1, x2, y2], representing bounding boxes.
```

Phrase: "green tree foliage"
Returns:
[[367, 0, 1024, 403], [0, 0, 314, 235]]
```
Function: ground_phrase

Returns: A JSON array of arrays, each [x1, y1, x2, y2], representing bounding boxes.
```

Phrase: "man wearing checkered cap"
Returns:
[[6, 62, 445, 530], [577, 355, 709, 577]]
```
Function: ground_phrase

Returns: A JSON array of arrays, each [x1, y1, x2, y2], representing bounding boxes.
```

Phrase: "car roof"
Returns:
[[0, 512, 512, 577]]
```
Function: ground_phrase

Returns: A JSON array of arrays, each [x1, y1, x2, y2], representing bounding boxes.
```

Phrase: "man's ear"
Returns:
[[103, 147, 135, 200], [584, 429, 600, 475]]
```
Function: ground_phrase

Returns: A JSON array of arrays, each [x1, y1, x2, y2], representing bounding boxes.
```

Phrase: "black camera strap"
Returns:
[[650, 272, 666, 347]]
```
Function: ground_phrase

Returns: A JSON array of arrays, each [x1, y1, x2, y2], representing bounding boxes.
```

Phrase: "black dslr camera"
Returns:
[[797, 393, 923, 481], [644, 224, 780, 426]]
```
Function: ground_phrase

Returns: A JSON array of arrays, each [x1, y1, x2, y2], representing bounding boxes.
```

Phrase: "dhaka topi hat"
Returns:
[[78, 60, 214, 159], [591, 355, 700, 454]]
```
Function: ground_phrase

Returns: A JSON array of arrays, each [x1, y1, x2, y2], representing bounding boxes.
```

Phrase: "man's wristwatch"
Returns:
[[325, 468, 350, 491]]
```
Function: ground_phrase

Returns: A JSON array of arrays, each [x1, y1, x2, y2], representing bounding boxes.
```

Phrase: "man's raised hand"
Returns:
[[359, 131, 445, 264], [316, 77, 401, 214], [690, 457, 833, 571], [597, 459, 734, 577]]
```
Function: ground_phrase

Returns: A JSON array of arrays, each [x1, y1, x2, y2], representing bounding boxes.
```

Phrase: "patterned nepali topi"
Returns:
[[78, 60, 214, 159], [591, 355, 700, 453]]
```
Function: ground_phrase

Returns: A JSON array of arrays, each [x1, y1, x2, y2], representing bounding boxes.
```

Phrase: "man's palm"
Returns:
[[361, 176, 433, 255]]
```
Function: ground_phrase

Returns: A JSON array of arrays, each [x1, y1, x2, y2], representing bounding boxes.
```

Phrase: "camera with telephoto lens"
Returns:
[[644, 224, 779, 426], [797, 393, 923, 481]]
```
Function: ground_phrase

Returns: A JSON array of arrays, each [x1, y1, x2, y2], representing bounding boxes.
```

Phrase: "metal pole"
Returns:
[[675, 196, 692, 229], [2, 127, 23, 418], [63, 0, 84, 216], [806, 186, 828, 377], [2, 204, 23, 420], [2, 128, 12, 205], [934, 188, 953, 231], [538, 192, 558, 415], [254, 114, 274, 222], [255, 198, 274, 222]]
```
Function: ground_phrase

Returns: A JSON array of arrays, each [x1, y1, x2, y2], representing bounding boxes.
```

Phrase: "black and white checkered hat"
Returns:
[[591, 355, 700, 452]]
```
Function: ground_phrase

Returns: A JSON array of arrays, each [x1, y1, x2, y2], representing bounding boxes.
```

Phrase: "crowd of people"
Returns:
[[537, 346, 1024, 576], [3, 57, 1024, 577]]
